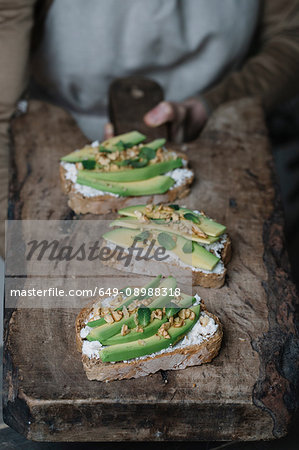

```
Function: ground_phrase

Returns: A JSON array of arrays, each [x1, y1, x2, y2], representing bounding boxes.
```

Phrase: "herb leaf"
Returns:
[[139, 146, 156, 160], [130, 158, 148, 168], [99, 145, 112, 153], [182, 240, 194, 254], [165, 301, 180, 318], [157, 232, 176, 250], [137, 307, 151, 327], [134, 231, 150, 241], [82, 160, 96, 170], [169, 204, 180, 210], [183, 212, 200, 224]]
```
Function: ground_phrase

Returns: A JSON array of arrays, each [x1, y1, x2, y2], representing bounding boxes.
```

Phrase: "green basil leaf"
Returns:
[[137, 307, 151, 327], [115, 140, 125, 151], [134, 231, 150, 241], [165, 301, 180, 318], [114, 159, 132, 167], [99, 145, 112, 153], [139, 146, 156, 160], [157, 232, 176, 250], [82, 160, 96, 170], [130, 157, 149, 168], [169, 204, 180, 210], [183, 212, 200, 224], [182, 240, 194, 254]]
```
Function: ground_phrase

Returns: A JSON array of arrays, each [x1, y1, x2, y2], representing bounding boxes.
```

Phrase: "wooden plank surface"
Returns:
[[3, 99, 298, 441]]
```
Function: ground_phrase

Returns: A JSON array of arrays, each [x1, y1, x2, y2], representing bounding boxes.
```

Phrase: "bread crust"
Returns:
[[100, 235, 231, 288], [60, 153, 194, 215], [76, 301, 223, 382]]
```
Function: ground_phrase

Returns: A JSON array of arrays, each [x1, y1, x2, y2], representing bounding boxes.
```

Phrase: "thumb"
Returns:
[[144, 101, 175, 127]]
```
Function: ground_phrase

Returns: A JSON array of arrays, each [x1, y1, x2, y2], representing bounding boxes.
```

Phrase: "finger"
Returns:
[[143, 101, 175, 127], [169, 103, 187, 143], [103, 122, 114, 139]]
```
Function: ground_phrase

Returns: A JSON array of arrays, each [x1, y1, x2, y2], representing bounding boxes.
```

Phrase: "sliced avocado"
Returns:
[[168, 235, 220, 271], [87, 275, 162, 328], [179, 208, 226, 236], [61, 146, 98, 163], [148, 276, 176, 309], [78, 158, 182, 183], [99, 305, 200, 362], [87, 276, 176, 343], [118, 204, 151, 217], [145, 138, 166, 150], [101, 131, 146, 150], [118, 205, 226, 237], [104, 317, 167, 345], [86, 314, 136, 343], [76, 175, 175, 196], [103, 227, 220, 271], [102, 227, 139, 248], [109, 217, 219, 244], [104, 294, 196, 345]]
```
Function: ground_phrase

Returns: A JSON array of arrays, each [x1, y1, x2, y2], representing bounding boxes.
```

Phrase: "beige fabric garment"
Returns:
[[0, 0, 36, 257]]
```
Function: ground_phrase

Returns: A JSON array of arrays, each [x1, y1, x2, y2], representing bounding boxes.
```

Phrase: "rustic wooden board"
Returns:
[[3, 99, 298, 441]]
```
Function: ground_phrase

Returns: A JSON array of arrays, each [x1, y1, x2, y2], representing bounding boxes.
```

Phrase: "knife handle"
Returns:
[[108, 76, 168, 139]]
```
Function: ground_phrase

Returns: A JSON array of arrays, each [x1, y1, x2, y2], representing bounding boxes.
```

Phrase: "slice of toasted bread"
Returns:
[[76, 299, 222, 382], [100, 235, 231, 288], [60, 154, 194, 215], [60, 151, 194, 215]]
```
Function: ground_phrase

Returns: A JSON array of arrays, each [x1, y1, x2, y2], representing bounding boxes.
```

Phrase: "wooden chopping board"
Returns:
[[3, 98, 298, 441]]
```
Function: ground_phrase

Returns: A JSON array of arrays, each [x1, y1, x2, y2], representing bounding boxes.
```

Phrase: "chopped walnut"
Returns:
[[104, 314, 114, 324], [121, 324, 130, 336], [173, 319, 184, 328], [98, 155, 110, 166], [200, 315, 210, 327], [153, 309, 163, 320], [192, 225, 208, 239], [189, 311, 196, 320], [111, 310, 123, 322], [178, 309, 187, 320], [136, 325, 144, 333], [122, 305, 129, 319]]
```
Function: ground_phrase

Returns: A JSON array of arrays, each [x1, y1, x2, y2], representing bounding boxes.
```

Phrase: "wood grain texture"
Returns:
[[4, 99, 298, 441]]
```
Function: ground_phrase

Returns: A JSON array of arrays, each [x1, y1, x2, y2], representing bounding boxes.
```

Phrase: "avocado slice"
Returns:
[[87, 314, 136, 343], [61, 146, 99, 163], [101, 131, 146, 150], [118, 205, 226, 237], [110, 217, 219, 244], [145, 138, 166, 150], [87, 275, 162, 328], [86, 276, 176, 343], [61, 131, 146, 162], [104, 294, 195, 345], [78, 158, 182, 183], [99, 305, 201, 362], [103, 227, 220, 271], [76, 174, 175, 196]]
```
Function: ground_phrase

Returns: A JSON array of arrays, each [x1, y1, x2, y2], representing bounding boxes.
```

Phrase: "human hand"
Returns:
[[143, 98, 208, 143]]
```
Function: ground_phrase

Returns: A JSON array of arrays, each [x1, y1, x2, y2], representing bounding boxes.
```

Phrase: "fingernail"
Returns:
[[144, 102, 172, 126], [105, 123, 114, 138]]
